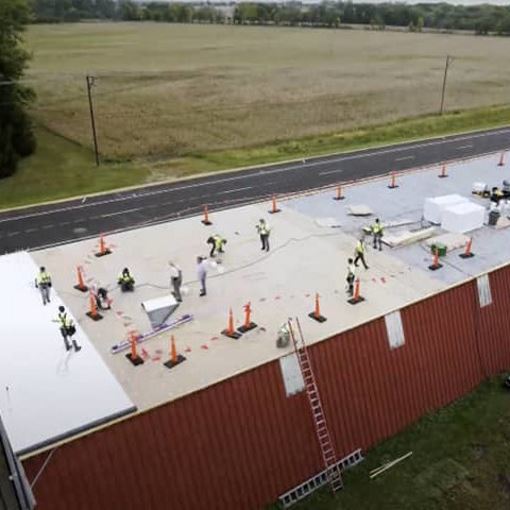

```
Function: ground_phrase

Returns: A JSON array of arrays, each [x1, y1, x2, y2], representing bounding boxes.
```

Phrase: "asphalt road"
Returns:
[[0, 126, 509, 254]]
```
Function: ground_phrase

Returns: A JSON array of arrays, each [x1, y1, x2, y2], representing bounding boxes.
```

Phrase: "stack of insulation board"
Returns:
[[424, 194, 485, 233]]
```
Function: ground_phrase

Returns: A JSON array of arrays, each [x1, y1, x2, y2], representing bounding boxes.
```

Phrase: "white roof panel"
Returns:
[[0, 252, 135, 455]]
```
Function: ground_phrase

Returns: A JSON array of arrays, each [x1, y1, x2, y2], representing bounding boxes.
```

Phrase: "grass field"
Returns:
[[25, 23, 510, 160], [1, 104, 508, 210], [270, 378, 510, 510]]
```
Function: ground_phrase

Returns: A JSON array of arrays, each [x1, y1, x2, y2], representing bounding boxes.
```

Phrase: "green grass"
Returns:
[[270, 378, 510, 510], [0, 128, 149, 210], [180, 104, 510, 172], [0, 104, 508, 210]]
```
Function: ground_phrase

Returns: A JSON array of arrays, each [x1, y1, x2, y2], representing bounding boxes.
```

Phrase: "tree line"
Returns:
[[30, 1, 510, 35], [1, 0, 36, 178]]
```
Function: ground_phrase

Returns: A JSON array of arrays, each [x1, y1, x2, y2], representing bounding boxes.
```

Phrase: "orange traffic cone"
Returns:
[[86, 291, 103, 321], [269, 194, 281, 214], [201, 205, 212, 225], [222, 308, 241, 339], [388, 171, 399, 189], [126, 332, 144, 366], [333, 184, 345, 201], [348, 278, 365, 305], [438, 164, 448, 178], [498, 151, 505, 167], [95, 234, 112, 257], [309, 293, 327, 322], [238, 302, 257, 333], [459, 238, 475, 259], [73, 266, 88, 292], [164, 335, 186, 369], [428, 248, 443, 271]]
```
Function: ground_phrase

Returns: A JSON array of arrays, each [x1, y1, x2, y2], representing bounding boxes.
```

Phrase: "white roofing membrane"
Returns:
[[0, 252, 135, 455]]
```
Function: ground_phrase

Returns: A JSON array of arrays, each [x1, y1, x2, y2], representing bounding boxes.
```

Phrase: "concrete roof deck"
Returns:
[[4, 151, 510, 453]]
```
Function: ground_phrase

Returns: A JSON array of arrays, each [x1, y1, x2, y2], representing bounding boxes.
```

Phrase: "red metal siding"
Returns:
[[23, 276, 510, 510]]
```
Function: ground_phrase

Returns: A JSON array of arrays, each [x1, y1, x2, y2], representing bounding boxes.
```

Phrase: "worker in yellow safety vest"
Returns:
[[53, 306, 81, 352], [371, 218, 384, 251], [354, 237, 369, 270], [207, 234, 227, 258], [35, 266, 52, 305], [118, 268, 135, 292]]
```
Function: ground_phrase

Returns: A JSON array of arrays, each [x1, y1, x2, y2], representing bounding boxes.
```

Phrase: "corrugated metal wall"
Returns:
[[23, 267, 510, 510]]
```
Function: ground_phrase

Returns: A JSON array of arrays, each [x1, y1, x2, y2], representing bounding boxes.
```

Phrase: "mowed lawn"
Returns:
[[25, 23, 510, 160], [270, 378, 510, 510]]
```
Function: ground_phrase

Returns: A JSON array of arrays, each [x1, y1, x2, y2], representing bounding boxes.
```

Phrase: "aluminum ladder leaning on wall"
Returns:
[[288, 317, 343, 493]]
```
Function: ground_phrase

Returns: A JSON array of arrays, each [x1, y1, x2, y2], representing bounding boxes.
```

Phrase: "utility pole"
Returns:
[[86, 75, 100, 166], [439, 55, 452, 116]]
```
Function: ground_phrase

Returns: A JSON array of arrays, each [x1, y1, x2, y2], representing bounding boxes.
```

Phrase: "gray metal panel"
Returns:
[[279, 353, 305, 397], [0, 416, 34, 510], [385, 310, 405, 349], [477, 274, 492, 307]]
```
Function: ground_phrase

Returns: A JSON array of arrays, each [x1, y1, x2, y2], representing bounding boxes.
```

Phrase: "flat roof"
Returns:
[[0, 252, 135, 455], [2, 152, 509, 453]]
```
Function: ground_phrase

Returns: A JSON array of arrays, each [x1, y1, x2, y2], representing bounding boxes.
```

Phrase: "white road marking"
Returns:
[[7, 231, 19, 236], [25, 228, 37, 233], [319, 168, 344, 176], [100, 207, 142, 218], [1, 127, 509, 224], [457, 144, 474, 150], [42, 224, 54, 229], [217, 186, 253, 195], [395, 155, 415, 161]]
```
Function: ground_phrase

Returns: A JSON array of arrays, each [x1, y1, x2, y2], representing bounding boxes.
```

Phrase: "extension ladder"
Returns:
[[288, 318, 343, 493]]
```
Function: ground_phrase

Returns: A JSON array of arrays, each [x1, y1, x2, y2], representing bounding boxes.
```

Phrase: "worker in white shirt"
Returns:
[[169, 261, 183, 302], [256, 218, 271, 252], [346, 258, 356, 297], [197, 256, 208, 297]]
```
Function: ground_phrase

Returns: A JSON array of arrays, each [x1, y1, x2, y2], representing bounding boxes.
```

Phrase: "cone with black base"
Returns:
[[459, 238, 475, 259], [498, 151, 505, 167], [388, 171, 399, 189], [309, 293, 327, 322], [95, 234, 112, 257], [86, 292, 103, 321], [222, 308, 242, 339], [438, 164, 448, 178], [126, 332, 144, 366], [333, 185, 345, 201], [428, 249, 443, 271], [164, 335, 186, 369], [238, 302, 257, 333], [269, 195, 281, 214], [201, 205, 212, 226], [73, 266, 88, 292], [348, 278, 365, 305]]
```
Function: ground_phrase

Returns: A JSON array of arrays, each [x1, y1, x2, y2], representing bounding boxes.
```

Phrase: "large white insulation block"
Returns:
[[441, 202, 485, 233], [424, 194, 467, 224]]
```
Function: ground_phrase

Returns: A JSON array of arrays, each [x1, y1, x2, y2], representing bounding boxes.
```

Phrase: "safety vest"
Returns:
[[37, 271, 51, 285], [372, 223, 383, 235], [58, 312, 73, 329], [214, 235, 226, 249], [355, 241, 365, 254], [257, 223, 270, 235], [119, 272, 132, 283]]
